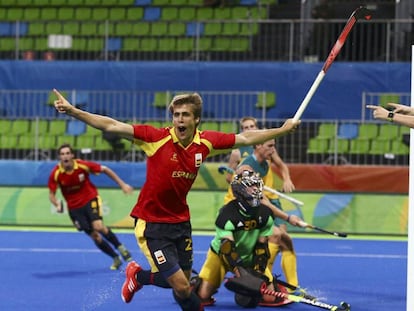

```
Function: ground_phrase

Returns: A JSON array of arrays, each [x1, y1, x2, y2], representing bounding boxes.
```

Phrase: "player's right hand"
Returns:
[[53, 88, 73, 114], [56, 200, 64, 213]]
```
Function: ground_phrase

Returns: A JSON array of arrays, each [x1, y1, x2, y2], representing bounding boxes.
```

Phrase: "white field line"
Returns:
[[0, 247, 407, 259]]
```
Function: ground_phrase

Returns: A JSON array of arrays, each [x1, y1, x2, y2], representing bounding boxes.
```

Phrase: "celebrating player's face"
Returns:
[[172, 104, 199, 146], [59, 147, 74, 167]]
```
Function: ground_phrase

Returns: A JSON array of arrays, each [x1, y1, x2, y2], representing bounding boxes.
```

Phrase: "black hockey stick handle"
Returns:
[[260, 283, 351, 311], [298, 221, 348, 238]]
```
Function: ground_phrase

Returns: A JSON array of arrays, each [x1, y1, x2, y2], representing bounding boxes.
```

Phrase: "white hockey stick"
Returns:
[[292, 6, 372, 122]]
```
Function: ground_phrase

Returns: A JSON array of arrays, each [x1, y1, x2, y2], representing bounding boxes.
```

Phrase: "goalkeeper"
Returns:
[[194, 165, 302, 307]]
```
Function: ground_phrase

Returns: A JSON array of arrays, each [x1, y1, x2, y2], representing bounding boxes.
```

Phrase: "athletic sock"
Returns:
[[95, 239, 118, 258], [102, 228, 121, 248], [137, 270, 171, 288], [267, 242, 280, 273], [281, 250, 298, 287]]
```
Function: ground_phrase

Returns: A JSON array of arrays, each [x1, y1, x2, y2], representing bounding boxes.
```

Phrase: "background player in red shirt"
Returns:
[[48, 143, 134, 270], [52, 89, 299, 311]]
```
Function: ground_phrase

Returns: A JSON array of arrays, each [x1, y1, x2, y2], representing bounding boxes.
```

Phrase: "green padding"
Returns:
[[0, 187, 408, 236]]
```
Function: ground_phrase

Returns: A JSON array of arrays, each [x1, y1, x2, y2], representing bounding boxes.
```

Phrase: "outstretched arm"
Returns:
[[234, 119, 299, 147], [366, 104, 414, 128], [53, 89, 134, 140], [101, 166, 133, 195]]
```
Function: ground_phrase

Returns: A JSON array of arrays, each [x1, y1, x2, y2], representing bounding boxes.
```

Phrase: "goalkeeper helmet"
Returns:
[[231, 166, 263, 213]]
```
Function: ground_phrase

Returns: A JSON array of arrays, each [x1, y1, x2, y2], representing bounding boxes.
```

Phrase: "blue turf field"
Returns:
[[0, 229, 407, 311]]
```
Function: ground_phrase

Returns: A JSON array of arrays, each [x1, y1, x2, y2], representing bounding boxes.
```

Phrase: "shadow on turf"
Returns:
[[32, 268, 110, 279]]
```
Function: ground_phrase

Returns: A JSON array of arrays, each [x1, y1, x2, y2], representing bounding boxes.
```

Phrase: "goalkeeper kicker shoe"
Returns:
[[118, 245, 133, 262], [121, 261, 143, 303]]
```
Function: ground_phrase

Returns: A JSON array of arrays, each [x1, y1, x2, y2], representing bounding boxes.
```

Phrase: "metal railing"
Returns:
[[0, 89, 409, 166], [0, 18, 412, 62]]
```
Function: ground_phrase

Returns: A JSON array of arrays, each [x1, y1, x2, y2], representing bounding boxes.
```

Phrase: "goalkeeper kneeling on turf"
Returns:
[[194, 165, 300, 307]]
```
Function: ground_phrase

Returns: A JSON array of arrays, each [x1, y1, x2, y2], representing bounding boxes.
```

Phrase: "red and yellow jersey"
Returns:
[[131, 125, 235, 223], [48, 159, 101, 209]]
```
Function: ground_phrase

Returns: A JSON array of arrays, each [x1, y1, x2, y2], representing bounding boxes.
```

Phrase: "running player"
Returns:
[[48, 143, 134, 270]]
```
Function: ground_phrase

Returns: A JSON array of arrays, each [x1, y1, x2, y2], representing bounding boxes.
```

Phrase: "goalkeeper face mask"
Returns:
[[231, 169, 263, 212]]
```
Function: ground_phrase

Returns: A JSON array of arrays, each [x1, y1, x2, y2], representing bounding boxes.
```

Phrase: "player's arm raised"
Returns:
[[234, 119, 299, 147], [53, 88, 134, 140]]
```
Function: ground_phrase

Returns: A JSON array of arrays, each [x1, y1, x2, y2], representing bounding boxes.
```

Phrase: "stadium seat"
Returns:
[[377, 123, 400, 140], [348, 139, 370, 154], [56, 135, 76, 147], [337, 123, 358, 139], [152, 91, 172, 108], [204, 23, 222, 36], [74, 8, 92, 20], [306, 137, 329, 154], [115, 23, 133, 36], [23, 8, 41, 20], [143, 7, 161, 21], [16, 134, 35, 150], [240, 23, 259, 35], [57, 7, 75, 20], [379, 93, 400, 108], [10, 119, 30, 135], [168, 22, 186, 36], [125, 7, 144, 20], [158, 38, 176, 51], [0, 134, 18, 149], [91, 8, 109, 21], [161, 7, 178, 21], [29, 119, 49, 135], [28, 22, 44, 36], [196, 7, 214, 20], [0, 119, 12, 134], [108, 7, 126, 21], [175, 37, 194, 52], [186, 22, 204, 37], [391, 140, 409, 155], [138, 38, 158, 51], [48, 120, 67, 136], [62, 22, 80, 35], [214, 7, 232, 20], [314, 123, 336, 140], [327, 138, 349, 154], [178, 7, 196, 21], [150, 22, 168, 36], [368, 140, 390, 155], [131, 22, 151, 36], [222, 23, 240, 36], [357, 123, 378, 140], [67, 120, 86, 136], [38, 135, 57, 150], [220, 121, 236, 133], [231, 6, 249, 19], [75, 135, 96, 149], [200, 121, 219, 131], [255, 92, 276, 109]]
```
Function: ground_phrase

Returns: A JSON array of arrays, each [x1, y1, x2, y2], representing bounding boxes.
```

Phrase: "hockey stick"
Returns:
[[292, 6, 373, 122], [274, 278, 318, 301], [260, 283, 351, 311], [298, 221, 348, 238], [218, 165, 304, 206]]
